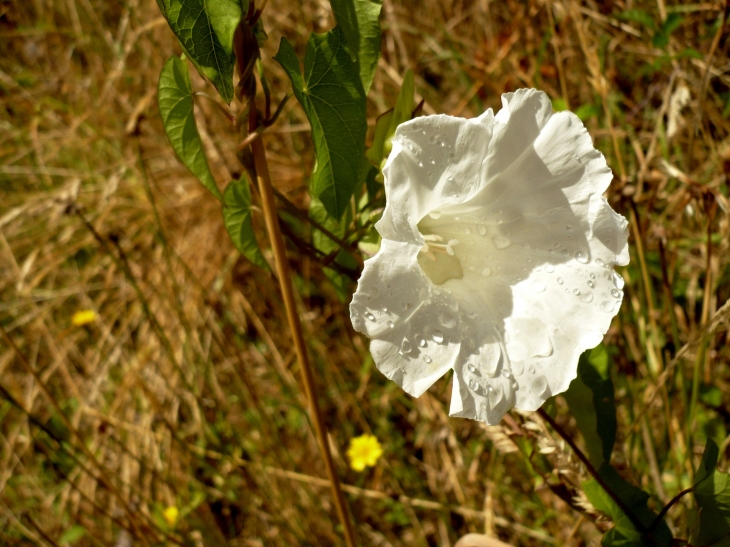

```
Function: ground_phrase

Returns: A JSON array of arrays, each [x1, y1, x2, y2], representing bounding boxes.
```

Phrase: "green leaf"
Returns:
[[60, 525, 87, 544], [330, 0, 383, 93], [310, 197, 357, 301], [662, 13, 683, 35], [564, 345, 616, 467], [222, 176, 267, 269], [618, 9, 656, 31], [274, 27, 367, 219], [158, 56, 222, 200], [583, 464, 672, 547], [365, 69, 414, 171], [692, 439, 730, 546], [574, 103, 601, 121], [156, 0, 243, 103]]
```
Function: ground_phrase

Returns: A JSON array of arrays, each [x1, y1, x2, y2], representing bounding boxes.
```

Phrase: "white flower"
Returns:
[[350, 89, 629, 424]]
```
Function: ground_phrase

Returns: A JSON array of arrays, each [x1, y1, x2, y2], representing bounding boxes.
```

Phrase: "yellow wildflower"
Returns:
[[162, 506, 179, 527], [71, 309, 97, 326], [346, 433, 383, 471]]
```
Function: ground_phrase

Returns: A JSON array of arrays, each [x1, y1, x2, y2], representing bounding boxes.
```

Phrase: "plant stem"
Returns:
[[537, 408, 648, 535], [247, 107, 358, 547]]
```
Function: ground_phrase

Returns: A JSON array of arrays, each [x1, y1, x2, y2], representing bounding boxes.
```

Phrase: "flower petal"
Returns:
[[350, 239, 462, 397], [376, 110, 495, 244]]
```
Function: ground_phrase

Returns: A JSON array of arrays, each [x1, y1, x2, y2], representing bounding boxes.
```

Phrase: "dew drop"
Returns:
[[492, 235, 511, 249], [481, 266, 492, 277], [387, 321, 394, 328], [399, 339, 412, 355], [611, 288, 622, 299], [467, 364, 477, 373], [429, 210, 442, 219], [545, 264, 555, 273], [557, 277, 564, 284], [381, 307, 388, 313], [574, 250, 590, 264], [573, 288, 581, 296], [424, 355, 432, 364], [439, 312, 457, 329], [587, 280, 596, 288], [468, 379, 479, 391], [589, 272, 596, 279], [477, 224, 487, 236], [464, 227, 472, 235], [365, 312, 376, 322], [528, 365, 536, 374], [532, 375, 548, 395], [417, 335, 427, 348], [531, 281, 546, 293], [488, 384, 504, 409], [431, 329, 444, 344], [612, 272, 625, 290], [417, 160, 423, 167], [595, 258, 604, 266], [600, 301, 614, 313], [580, 292, 594, 303]]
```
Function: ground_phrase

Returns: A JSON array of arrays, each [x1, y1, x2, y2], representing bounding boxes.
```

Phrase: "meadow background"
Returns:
[[1, 0, 730, 545]]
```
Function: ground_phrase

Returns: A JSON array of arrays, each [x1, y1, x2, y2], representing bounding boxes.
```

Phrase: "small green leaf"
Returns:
[[564, 345, 616, 467], [365, 69, 415, 171], [583, 464, 672, 547], [158, 56, 222, 200], [274, 27, 367, 218], [330, 0, 383, 93], [310, 197, 357, 301], [222, 176, 267, 269], [60, 525, 87, 544], [574, 103, 601, 121], [662, 13, 683, 35], [156, 0, 243, 103], [618, 9, 656, 31], [692, 439, 730, 546], [551, 97, 567, 112]]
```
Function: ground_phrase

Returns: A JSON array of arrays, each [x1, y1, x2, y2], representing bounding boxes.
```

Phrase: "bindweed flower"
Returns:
[[350, 89, 628, 425], [347, 433, 383, 471]]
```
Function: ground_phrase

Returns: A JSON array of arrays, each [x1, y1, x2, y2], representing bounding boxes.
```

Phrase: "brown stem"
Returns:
[[537, 408, 649, 535], [247, 107, 358, 547]]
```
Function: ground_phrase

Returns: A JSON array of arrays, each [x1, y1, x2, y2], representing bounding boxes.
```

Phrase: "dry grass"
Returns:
[[1, 0, 730, 545]]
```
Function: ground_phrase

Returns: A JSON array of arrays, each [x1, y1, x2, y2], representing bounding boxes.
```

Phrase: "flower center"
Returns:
[[417, 228, 464, 285]]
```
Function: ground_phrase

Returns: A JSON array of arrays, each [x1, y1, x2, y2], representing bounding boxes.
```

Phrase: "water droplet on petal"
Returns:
[[477, 224, 487, 236], [574, 250, 590, 264], [387, 321, 394, 328], [532, 375, 548, 395], [492, 235, 511, 249], [433, 313, 455, 333], [399, 339, 412, 355], [365, 312, 376, 321], [612, 272, 625, 289], [417, 335, 427, 348], [587, 280, 596, 288], [424, 355, 432, 364], [429, 210, 442, 219], [557, 277, 563, 284], [488, 384, 504, 409], [528, 365, 536, 374], [468, 379, 479, 391], [600, 301, 614, 313], [531, 281, 546, 293], [481, 266, 492, 277], [580, 292, 594, 303], [611, 288, 622, 299], [595, 258, 605, 266], [467, 364, 476, 373], [545, 264, 555, 273], [589, 272, 596, 279], [431, 329, 444, 343], [573, 288, 581, 296], [464, 227, 472, 235]]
